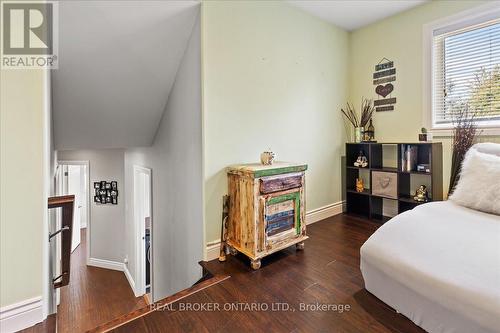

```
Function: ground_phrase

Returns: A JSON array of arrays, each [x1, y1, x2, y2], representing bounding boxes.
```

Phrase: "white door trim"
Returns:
[[133, 165, 152, 298], [57, 160, 91, 265]]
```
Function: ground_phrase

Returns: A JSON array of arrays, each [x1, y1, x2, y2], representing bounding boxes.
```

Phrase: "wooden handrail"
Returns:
[[48, 195, 75, 289]]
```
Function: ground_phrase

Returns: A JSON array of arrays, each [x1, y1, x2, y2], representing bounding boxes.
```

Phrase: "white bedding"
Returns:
[[360, 201, 500, 333]]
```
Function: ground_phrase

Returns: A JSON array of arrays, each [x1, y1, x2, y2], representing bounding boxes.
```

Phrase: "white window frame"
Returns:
[[423, 2, 500, 137]]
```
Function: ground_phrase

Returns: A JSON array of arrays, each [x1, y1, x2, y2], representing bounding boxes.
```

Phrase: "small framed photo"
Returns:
[[110, 190, 118, 197], [100, 195, 107, 203], [112, 197, 118, 205], [105, 196, 112, 203], [99, 189, 106, 196], [94, 182, 101, 189], [94, 196, 101, 203], [100, 181, 106, 188], [105, 182, 112, 190], [111, 181, 118, 190]]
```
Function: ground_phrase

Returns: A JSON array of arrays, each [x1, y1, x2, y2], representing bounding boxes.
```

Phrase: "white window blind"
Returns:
[[432, 18, 500, 127]]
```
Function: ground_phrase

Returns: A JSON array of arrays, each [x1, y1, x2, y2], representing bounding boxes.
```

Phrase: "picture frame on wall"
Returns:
[[94, 180, 118, 205]]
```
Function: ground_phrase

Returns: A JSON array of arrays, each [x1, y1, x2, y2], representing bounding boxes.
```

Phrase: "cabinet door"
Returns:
[[261, 190, 302, 251]]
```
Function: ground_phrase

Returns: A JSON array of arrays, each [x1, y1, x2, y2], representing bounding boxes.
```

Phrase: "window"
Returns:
[[429, 11, 500, 130]]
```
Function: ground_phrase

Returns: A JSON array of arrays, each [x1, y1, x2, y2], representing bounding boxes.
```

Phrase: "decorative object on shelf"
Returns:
[[355, 127, 364, 143], [364, 118, 376, 142], [341, 98, 375, 143], [417, 164, 431, 173], [414, 185, 429, 202], [401, 145, 418, 172], [260, 149, 275, 165], [372, 171, 398, 199], [449, 104, 478, 195], [373, 58, 396, 112], [93, 181, 118, 205], [356, 178, 364, 193], [419, 128, 427, 141], [353, 151, 368, 168]]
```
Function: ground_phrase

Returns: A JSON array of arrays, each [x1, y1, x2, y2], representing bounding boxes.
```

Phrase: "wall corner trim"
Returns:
[[204, 200, 345, 261], [0, 296, 43, 333], [88, 258, 124, 271], [123, 265, 138, 297]]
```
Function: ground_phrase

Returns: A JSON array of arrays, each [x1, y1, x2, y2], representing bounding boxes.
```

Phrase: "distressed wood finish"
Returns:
[[226, 162, 308, 269], [260, 173, 302, 194]]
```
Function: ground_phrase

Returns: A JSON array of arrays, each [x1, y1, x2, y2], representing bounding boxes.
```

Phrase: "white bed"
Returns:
[[360, 201, 500, 333]]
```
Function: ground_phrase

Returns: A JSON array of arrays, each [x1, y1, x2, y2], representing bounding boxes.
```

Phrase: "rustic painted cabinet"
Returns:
[[226, 162, 308, 269]]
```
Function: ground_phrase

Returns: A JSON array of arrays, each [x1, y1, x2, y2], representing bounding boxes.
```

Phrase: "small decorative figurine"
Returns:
[[414, 185, 429, 202], [353, 151, 368, 168], [356, 178, 364, 193], [419, 127, 432, 142], [260, 150, 275, 165]]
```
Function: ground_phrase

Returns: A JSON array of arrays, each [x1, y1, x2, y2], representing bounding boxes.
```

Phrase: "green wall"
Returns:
[[0, 69, 46, 307], [202, 1, 350, 244], [349, 0, 499, 195]]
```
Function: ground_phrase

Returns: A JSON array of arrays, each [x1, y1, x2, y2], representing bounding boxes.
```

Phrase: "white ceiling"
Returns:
[[288, 0, 428, 31], [52, 1, 200, 150]]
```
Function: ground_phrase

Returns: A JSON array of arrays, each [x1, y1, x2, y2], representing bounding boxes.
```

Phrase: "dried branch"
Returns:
[[448, 104, 479, 194], [341, 98, 374, 128]]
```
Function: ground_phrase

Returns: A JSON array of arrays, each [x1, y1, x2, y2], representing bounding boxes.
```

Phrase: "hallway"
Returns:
[[57, 229, 147, 332]]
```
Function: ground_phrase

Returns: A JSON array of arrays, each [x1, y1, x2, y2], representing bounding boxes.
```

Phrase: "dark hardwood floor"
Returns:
[[109, 214, 425, 333], [56, 228, 147, 333], [17, 229, 146, 333]]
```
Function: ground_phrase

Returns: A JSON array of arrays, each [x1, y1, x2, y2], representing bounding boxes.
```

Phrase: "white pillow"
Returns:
[[449, 149, 500, 215]]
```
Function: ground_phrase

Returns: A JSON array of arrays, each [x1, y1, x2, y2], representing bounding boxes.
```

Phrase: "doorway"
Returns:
[[133, 166, 153, 301], [56, 161, 90, 255]]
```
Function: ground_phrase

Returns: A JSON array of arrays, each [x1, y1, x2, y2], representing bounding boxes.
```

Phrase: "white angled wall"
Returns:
[[124, 10, 203, 302]]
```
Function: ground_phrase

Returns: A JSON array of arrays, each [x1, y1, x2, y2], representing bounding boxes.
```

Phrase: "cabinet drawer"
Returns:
[[260, 173, 302, 194]]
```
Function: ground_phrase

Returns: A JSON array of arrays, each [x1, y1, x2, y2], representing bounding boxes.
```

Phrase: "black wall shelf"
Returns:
[[345, 142, 443, 222]]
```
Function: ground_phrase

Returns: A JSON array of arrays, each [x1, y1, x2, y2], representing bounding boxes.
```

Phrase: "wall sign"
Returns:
[[94, 181, 118, 205], [373, 58, 396, 112]]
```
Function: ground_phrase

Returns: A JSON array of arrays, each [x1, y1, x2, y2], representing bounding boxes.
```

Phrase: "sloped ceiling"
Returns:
[[288, 0, 428, 31], [52, 1, 200, 150]]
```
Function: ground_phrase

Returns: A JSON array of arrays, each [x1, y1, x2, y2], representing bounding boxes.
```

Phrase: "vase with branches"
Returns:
[[448, 104, 479, 195], [341, 98, 375, 143]]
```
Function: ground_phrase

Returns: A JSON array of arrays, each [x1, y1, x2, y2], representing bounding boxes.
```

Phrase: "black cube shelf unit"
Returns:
[[345, 142, 443, 222]]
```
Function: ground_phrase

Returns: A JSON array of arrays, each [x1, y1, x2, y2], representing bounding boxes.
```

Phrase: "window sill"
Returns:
[[430, 127, 500, 138]]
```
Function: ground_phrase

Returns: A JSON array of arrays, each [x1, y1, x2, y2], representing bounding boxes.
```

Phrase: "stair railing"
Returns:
[[48, 195, 74, 289]]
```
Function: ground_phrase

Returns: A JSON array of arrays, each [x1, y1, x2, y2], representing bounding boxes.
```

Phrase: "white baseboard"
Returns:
[[204, 201, 345, 261], [0, 297, 43, 333], [205, 241, 221, 262], [123, 265, 138, 297], [88, 258, 139, 297], [88, 257, 124, 271], [305, 201, 345, 225]]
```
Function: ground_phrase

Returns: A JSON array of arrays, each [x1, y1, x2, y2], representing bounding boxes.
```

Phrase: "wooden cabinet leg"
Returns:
[[296, 242, 305, 250], [229, 246, 238, 256], [250, 259, 261, 270]]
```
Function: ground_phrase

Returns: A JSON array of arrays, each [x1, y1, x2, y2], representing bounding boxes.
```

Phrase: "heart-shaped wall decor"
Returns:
[[376, 83, 393, 98]]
